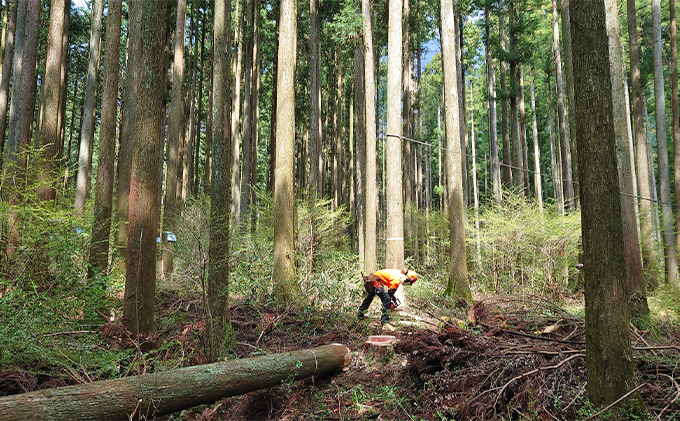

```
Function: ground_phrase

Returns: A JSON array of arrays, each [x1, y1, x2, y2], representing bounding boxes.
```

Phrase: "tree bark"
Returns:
[[652, 0, 680, 289], [309, 0, 321, 195], [386, 0, 404, 269], [0, 0, 16, 165], [560, 0, 577, 206], [87, 0, 122, 280], [529, 69, 542, 208], [499, 0, 511, 187], [248, 6, 262, 230], [162, 0, 187, 280], [273, 0, 301, 304], [0, 344, 350, 421], [519, 67, 529, 194], [486, 4, 501, 206], [3, 0, 38, 261], [441, 0, 471, 302], [122, 0, 166, 335], [114, 32, 136, 279], [354, 44, 366, 267], [208, 0, 235, 360], [403, 0, 414, 259], [74, 0, 103, 216], [37, 0, 67, 201], [4, 0, 38, 194], [604, 0, 648, 318], [239, 0, 256, 228], [184, 7, 198, 202], [509, 1, 521, 193], [547, 73, 564, 214], [627, 0, 658, 284], [230, 0, 243, 218], [672, 0, 680, 291], [362, 0, 378, 274], [552, 0, 574, 210], [569, 0, 646, 413]]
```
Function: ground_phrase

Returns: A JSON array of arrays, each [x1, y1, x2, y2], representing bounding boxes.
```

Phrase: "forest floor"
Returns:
[[2, 290, 680, 420]]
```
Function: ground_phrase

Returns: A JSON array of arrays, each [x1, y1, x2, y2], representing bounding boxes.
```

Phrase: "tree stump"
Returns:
[[364, 335, 397, 363]]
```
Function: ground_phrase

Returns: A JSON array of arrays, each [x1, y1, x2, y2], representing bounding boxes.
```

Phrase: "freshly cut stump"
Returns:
[[365, 335, 397, 362]]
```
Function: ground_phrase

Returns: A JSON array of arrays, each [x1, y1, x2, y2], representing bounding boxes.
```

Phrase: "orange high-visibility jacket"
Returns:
[[371, 269, 406, 290]]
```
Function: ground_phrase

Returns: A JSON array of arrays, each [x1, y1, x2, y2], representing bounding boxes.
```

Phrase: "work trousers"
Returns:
[[358, 282, 396, 323]]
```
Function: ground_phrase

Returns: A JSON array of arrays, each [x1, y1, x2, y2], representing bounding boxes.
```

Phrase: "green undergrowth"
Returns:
[[0, 190, 679, 421]]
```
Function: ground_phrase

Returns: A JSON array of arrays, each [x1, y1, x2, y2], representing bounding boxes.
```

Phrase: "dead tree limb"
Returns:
[[0, 343, 350, 421]]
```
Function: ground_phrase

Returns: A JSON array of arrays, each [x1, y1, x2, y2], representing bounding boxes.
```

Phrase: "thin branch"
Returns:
[[656, 374, 680, 421], [493, 353, 584, 405], [582, 383, 648, 421], [43, 330, 97, 337]]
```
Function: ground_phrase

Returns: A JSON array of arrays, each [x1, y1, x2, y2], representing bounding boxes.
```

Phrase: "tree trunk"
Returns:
[[560, 0, 577, 206], [37, 0, 67, 202], [441, 0, 471, 302], [509, 1, 521, 193], [604, 0, 648, 318], [547, 73, 564, 214], [470, 83, 481, 270], [386, 0, 404, 269], [248, 7, 262, 230], [362, 0, 377, 274], [57, 3, 70, 165], [486, 4, 501, 206], [644, 95, 661, 245], [569, 0, 646, 413], [239, 0, 256, 228], [457, 14, 469, 206], [230, 0, 244, 219], [204, 47, 214, 192], [192, 11, 204, 196], [184, 7, 198, 202], [114, 36, 136, 279], [403, 0, 413, 259], [0, 344, 350, 421], [354, 44, 366, 267], [208, 0, 235, 360], [672, 0, 680, 291], [3, 0, 38, 262], [499, 0, 511, 187], [652, 0, 680, 289], [309, 0, 321, 195], [87, 0, 122, 280], [627, 0, 658, 285], [519, 66, 529, 195], [4, 0, 38, 192], [161, 0, 187, 280], [74, 0, 103, 216], [0, 0, 16, 167], [530, 69, 542, 208], [552, 0, 574, 211], [199, 12, 210, 193], [332, 51, 340, 211], [122, 0, 166, 335], [268, 49, 277, 193], [273, 0, 301, 304]]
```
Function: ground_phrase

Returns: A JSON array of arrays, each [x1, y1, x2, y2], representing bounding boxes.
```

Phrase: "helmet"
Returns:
[[405, 270, 417, 285]]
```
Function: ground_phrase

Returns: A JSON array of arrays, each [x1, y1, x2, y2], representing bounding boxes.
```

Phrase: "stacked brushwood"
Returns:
[[399, 296, 680, 420]]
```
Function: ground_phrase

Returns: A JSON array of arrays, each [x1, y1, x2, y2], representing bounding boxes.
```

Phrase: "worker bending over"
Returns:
[[357, 268, 417, 324]]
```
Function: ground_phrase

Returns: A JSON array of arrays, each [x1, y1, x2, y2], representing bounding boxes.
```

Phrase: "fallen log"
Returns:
[[0, 343, 350, 421]]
